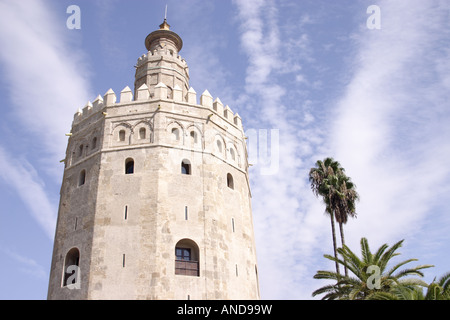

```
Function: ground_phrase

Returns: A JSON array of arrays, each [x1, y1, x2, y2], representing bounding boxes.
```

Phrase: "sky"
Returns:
[[0, 0, 449, 300]]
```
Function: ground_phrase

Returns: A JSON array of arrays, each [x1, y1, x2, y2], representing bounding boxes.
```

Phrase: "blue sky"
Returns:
[[0, 0, 449, 300]]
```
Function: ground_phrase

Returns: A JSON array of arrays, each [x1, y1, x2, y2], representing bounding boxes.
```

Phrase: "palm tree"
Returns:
[[312, 237, 434, 300], [329, 173, 359, 276], [425, 272, 450, 300], [369, 272, 450, 300], [309, 158, 359, 277], [309, 157, 344, 276]]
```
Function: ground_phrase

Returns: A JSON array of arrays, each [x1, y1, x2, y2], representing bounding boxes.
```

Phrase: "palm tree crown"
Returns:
[[312, 237, 434, 300]]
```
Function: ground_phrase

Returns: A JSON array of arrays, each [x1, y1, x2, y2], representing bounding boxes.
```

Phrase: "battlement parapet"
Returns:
[[136, 48, 187, 68], [73, 85, 243, 130]]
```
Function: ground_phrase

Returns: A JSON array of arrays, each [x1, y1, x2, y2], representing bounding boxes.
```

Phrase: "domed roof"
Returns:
[[144, 19, 183, 52]]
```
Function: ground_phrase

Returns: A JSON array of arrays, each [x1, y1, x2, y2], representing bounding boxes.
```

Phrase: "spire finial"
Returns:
[[159, 5, 170, 30]]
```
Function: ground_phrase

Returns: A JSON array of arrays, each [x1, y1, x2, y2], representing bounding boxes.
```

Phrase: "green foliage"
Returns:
[[312, 237, 436, 300]]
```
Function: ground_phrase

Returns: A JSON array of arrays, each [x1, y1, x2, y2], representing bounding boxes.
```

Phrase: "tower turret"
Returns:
[[135, 19, 189, 100], [48, 19, 259, 300]]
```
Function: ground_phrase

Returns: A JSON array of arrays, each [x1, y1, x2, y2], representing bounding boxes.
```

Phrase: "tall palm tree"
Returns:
[[327, 173, 359, 276], [309, 157, 344, 276], [312, 237, 434, 300]]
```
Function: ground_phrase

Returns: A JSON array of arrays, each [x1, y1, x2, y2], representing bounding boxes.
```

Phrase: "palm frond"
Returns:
[[393, 264, 434, 280], [360, 237, 372, 265], [386, 258, 418, 276], [379, 239, 404, 272]]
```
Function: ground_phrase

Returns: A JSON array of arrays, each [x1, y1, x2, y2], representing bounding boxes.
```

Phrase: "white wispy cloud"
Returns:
[[0, 0, 92, 238], [233, 0, 327, 299], [330, 0, 450, 250], [234, 0, 450, 299], [0, 0, 92, 170], [0, 146, 56, 239]]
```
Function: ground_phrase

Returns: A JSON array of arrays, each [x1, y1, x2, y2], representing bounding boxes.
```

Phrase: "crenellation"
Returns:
[[186, 87, 197, 104], [93, 95, 104, 110], [233, 113, 242, 128], [213, 98, 224, 114], [104, 88, 116, 106], [82, 101, 93, 117], [72, 84, 243, 132], [223, 105, 233, 121], [120, 86, 133, 103], [154, 82, 168, 100], [136, 48, 188, 68], [136, 84, 150, 101], [200, 90, 213, 108], [172, 84, 183, 102]]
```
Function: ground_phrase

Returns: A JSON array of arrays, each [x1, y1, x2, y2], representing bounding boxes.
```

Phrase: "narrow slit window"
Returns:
[[185, 206, 188, 221], [78, 170, 86, 186], [227, 173, 234, 189], [124, 206, 128, 220], [123, 254, 126, 267], [232, 218, 235, 233]]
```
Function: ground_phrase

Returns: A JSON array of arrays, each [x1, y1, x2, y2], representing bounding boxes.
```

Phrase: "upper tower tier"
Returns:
[[134, 19, 190, 99]]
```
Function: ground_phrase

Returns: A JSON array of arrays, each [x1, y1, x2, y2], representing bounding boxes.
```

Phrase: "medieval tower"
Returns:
[[47, 19, 260, 300]]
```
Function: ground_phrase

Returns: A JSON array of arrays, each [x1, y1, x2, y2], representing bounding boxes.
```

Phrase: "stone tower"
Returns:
[[47, 19, 260, 300]]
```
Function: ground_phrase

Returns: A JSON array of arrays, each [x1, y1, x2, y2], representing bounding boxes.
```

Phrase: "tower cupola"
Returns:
[[144, 19, 183, 54], [134, 19, 189, 99]]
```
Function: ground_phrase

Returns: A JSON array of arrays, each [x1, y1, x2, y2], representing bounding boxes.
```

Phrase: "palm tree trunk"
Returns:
[[339, 222, 348, 277], [329, 211, 341, 277]]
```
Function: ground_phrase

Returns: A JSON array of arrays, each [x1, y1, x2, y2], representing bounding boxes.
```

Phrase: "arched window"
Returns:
[[175, 239, 199, 277], [227, 173, 234, 189], [62, 248, 80, 287], [119, 130, 126, 142], [125, 158, 134, 174], [78, 145, 84, 157], [230, 148, 236, 161], [216, 140, 222, 153], [172, 128, 180, 141], [181, 160, 191, 175], [78, 170, 86, 186], [190, 131, 198, 144], [139, 128, 146, 140], [92, 137, 97, 149]]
